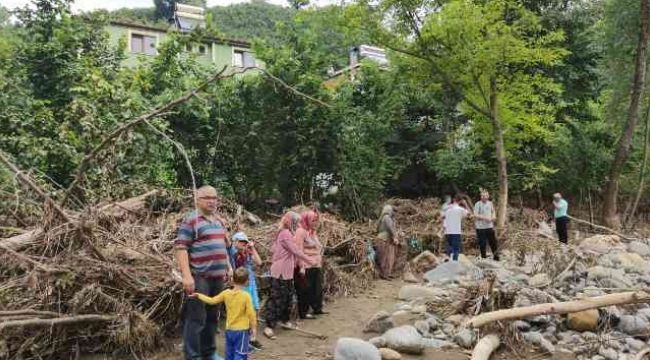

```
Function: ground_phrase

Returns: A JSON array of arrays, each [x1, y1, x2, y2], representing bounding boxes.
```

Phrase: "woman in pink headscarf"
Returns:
[[293, 210, 326, 319], [262, 211, 314, 340]]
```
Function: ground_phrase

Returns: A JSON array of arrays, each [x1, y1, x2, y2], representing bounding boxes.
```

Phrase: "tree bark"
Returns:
[[490, 77, 508, 231], [467, 290, 650, 328], [602, 0, 650, 228], [625, 104, 650, 227]]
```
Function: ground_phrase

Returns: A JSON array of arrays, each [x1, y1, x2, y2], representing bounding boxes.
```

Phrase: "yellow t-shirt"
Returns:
[[196, 288, 256, 331]]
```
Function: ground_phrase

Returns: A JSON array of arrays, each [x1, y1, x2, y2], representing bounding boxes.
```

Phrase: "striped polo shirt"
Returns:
[[175, 210, 228, 280]]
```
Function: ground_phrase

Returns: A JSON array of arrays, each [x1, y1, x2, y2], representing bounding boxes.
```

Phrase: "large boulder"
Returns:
[[578, 235, 626, 255], [334, 338, 381, 360], [398, 285, 448, 301], [454, 329, 477, 349], [567, 309, 599, 332], [523, 332, 555, 354], [424, 260, 476, 284], [364, 311, 395, 334], [382, 326, 425, 354]]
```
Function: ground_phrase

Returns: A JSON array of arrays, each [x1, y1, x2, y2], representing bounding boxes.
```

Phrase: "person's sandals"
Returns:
[[250, 339, 264, 350], [263, 328, 277, 340], [280, 322, 297, 330]]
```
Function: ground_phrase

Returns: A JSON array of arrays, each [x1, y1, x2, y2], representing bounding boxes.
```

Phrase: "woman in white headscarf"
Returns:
[[377, 204, 399, 279]]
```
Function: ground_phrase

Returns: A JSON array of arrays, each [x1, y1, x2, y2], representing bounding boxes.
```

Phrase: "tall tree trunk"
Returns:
[[490, 77, 508, 231], [602, 0, 650, 228], [625, 104, 650, 227]]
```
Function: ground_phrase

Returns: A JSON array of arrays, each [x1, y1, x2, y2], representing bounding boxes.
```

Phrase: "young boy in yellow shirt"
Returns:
[[192, 267, 258, 360]]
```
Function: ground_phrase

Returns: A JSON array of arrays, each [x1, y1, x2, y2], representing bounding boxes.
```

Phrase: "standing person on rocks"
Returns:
[[377, 204, 400, 279], [553, 193, 570, 244], [294, 210, 327, 320], [474, 189, 500, 260], [175, 185, 234, 360], [442, 194, 471, 261], [262, 211, 315, 340]]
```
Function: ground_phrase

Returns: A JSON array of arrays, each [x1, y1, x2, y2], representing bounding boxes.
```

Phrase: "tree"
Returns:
[[601, 0, 649, 228], [361, 0, 566, 229]]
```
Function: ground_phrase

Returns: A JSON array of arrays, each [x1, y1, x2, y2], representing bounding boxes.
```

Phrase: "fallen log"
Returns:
[[0, 310, 61, 318], [471, 334, 500, 360], [0, 314, 117, 333], [467, 290, 650, 328], [568, 215, 639, 241]]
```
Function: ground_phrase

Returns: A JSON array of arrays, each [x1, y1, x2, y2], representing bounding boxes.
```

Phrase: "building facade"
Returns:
[[106, 20, 258, 69]]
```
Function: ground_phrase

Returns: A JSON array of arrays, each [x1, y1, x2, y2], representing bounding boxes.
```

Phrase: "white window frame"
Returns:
[[128, 30, 160, 56], [232, 48, 246, 67]]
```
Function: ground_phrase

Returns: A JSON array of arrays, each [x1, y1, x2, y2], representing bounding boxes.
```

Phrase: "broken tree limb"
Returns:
[[568, 215, 639, 241], [60, 66, 228, 207], [471, 334, 500, 360], [467, 290, 650, 328], [0, 314, 117, 333], [0, 150, 71, 223], [0, 310, 60, 318], [0, 243, 66, 273]]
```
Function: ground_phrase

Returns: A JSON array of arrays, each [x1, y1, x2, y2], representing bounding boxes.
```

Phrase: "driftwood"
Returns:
[[568, 215, 639, 241], [471, 334, 500, 360], [467, 290, 650, 328]]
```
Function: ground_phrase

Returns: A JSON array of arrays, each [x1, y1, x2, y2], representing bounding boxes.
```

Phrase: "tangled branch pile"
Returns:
[[0, 190, 379, 359]]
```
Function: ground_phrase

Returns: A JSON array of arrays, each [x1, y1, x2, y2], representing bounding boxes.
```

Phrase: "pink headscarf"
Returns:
[[300, 210, 320, 236]]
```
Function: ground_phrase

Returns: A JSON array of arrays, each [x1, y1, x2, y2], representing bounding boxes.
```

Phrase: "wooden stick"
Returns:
[[0, 314, 117, 333], [471, 334, 500, 360], [0, 243, 64, 274], [568, 215, 639, 241], [467, 290, 650, 328], [292, 325, 327, 340]]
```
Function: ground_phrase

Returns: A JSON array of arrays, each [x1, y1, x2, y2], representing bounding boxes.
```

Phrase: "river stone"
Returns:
[[625, 337, 646, 352], [378, 348, 401, 360], [637, 308, 650, 321], [364, 311, 395, 334], [514, 320, 531, 332], [334, 337, 381, 360], [618, 315, 650, 335], [414, 320, 430, 336], [454, 329, 477, 349], [597, 347, 618, 360], [425, 315, 442, 330], [587, 266, 633, 287], [523, 332, 555, 353], [567, 309, 600, 332], [628, 241, 650, 256], [369, 337, 386, 348], [382, 326, 425, 354], [424, 260, 474, 284]]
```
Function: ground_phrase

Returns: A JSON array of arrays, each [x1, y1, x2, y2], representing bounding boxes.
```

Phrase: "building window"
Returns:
[[131, 33, 156, 55], [185, 44, 193, 52], [198, 45, 207, 55], [233, 50, 256, 68]]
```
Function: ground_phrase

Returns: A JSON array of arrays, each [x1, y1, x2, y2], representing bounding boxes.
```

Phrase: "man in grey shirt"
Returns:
[[474, 190, 499, 260]]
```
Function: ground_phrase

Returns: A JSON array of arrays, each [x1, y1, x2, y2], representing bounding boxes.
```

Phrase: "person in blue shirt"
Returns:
[[552, 193, 569, 244]]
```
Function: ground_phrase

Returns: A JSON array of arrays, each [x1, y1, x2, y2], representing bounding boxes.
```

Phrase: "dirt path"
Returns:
[[147, 279, 467, 360]]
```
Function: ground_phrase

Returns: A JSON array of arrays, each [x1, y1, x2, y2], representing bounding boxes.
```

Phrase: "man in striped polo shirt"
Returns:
[[176, 185, 233, 360]]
